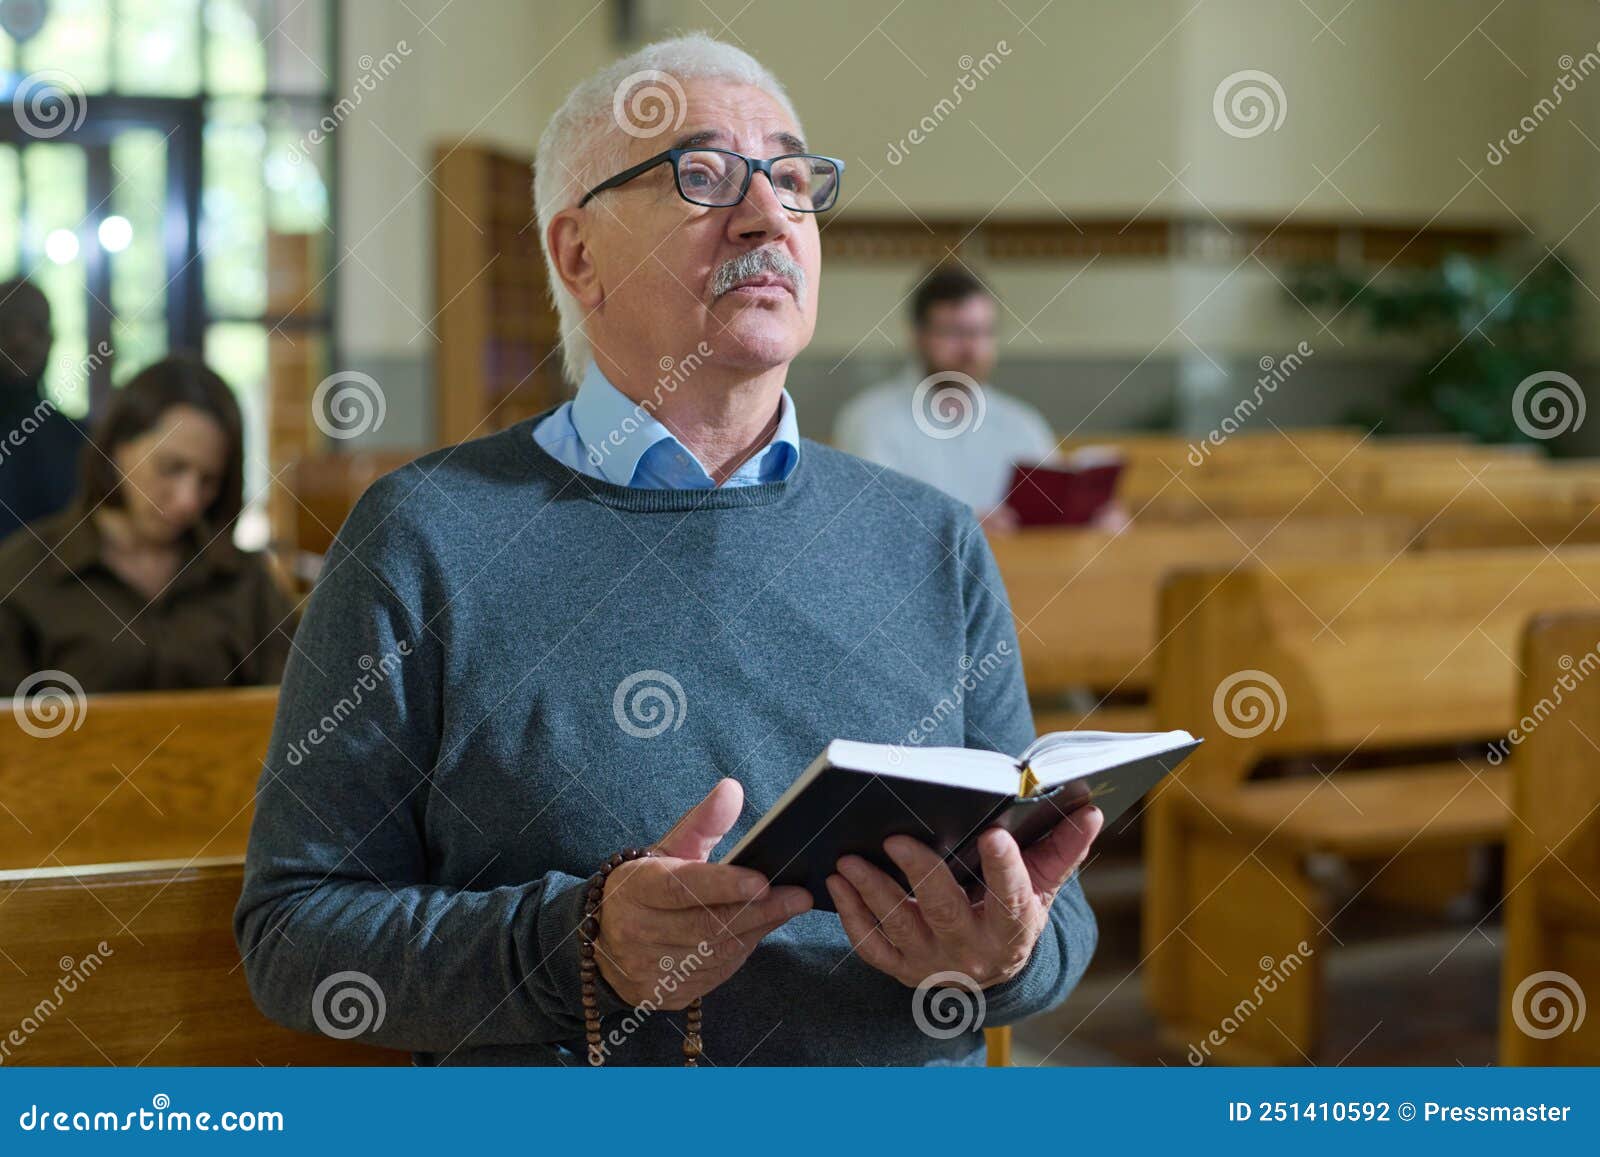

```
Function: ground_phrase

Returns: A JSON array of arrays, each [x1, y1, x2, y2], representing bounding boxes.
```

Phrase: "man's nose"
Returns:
[[728, 169, 793, 239]]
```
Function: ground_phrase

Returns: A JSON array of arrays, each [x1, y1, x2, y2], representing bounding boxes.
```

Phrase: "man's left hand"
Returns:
[[826, 805, 1103, 989]]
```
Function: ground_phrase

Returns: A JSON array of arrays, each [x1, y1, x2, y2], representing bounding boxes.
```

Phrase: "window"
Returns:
[[1, 0, 337, 541]]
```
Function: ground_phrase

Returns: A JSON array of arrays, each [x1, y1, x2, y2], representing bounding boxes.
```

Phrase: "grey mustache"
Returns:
[[711, 247, 806, 300]]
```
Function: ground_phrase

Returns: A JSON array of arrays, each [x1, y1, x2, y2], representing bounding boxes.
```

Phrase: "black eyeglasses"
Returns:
[[578, 147, 845, 213]]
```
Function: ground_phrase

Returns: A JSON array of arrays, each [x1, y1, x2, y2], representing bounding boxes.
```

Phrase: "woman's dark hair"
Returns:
[[910, 264, 992, 330], [79, 354, 246, 531]]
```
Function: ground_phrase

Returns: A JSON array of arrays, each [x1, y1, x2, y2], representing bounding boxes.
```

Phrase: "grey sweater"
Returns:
[[234, 419, 1098, 1065]]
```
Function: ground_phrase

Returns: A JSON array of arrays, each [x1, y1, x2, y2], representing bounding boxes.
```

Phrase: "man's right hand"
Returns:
[[594, 777, 813, 1009]]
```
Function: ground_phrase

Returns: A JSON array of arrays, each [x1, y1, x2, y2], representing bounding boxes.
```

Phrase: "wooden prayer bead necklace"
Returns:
[[580, 847, 704, 1066]]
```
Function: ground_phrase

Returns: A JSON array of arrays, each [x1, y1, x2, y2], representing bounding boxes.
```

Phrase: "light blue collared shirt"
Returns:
[[532, 362, 801, 488]]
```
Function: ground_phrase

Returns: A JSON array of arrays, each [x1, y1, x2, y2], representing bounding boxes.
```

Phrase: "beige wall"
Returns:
[[332, 0, 1600, 439]]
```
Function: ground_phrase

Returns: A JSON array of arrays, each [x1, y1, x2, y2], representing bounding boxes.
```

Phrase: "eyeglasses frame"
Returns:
[[577, 147, 846, 213]]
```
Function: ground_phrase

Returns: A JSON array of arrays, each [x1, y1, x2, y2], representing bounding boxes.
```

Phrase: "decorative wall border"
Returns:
[[819, 215, 1507, 266]]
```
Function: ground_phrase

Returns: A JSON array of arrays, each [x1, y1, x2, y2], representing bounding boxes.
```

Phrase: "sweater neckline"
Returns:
[[518, 407, 806, 512]]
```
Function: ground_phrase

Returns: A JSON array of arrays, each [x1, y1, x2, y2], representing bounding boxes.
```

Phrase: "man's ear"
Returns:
[[546, 210, 603, 310]]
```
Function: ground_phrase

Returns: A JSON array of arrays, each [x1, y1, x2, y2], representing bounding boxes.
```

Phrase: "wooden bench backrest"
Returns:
[[0, 688, 277, 870], [1130, 451, 1593, 525], [1511, 612, 1600, 892], [1366, 461, 1600, 523], [994, 516, 1416, 694], [289, 451, 421, 557], [1419, 506, 1600, 550], [0, 857, 410, 1065], [1153, 548, 1600, 794], [1058, 430, 1366, 511], [1060, 428, 1365, 467], [1132, 462, 1383, 520]]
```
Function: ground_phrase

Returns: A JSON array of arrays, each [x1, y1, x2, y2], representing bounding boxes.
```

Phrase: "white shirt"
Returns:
[[832, 366, 1059, 511]]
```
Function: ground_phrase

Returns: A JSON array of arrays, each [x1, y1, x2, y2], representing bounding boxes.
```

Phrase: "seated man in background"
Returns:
[[0, 277, 84, 543], [835, 265, 1126, 533], [0, 355, 296, 694]]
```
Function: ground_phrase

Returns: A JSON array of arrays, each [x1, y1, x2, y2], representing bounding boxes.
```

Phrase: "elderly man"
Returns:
[[236, 32, 1101, 1067]]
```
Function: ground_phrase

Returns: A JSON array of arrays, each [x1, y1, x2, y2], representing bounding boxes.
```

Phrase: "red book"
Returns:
[[1006, 448, 1125, 527]]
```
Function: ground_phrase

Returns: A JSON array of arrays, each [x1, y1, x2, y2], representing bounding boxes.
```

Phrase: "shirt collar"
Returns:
[[569, 361, 800, 488]]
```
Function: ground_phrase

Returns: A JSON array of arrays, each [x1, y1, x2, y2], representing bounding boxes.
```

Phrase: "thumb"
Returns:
[[1022, 805, 1103, 895], [654, 777, 744, 862]]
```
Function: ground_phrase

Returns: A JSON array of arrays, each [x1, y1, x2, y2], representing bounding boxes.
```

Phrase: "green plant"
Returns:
[[1286, 249, 1578, 444]]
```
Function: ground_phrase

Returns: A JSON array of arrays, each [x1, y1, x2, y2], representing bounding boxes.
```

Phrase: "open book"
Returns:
[[722, 729, 1200, 912], [1007, 446, 1125, 526]]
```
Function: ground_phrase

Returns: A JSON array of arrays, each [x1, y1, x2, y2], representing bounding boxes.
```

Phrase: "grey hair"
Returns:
[[532, 32, 804, 388]]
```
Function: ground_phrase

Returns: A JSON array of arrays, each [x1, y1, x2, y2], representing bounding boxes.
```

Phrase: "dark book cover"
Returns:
[[724, 741, 1198, 912]]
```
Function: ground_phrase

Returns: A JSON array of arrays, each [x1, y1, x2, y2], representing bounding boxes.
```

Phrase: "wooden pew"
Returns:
[[0, 857, 410, 1065], [1144, 547, 1600, 1064], [1499, 612, 1600, 1065], [1060, 428, 1366, 472], [1061, 429, 1368, 511], [285, 450, 423, 558], [993, 517, 1417, 735], [1131, 463, 1382, 521], [1133, 455, 1575, 524], [1108, 436, 1581, 526], [0, 688, 277, 871], [1367, 460, 1600, 525], [1419, 506, 1600, 551], [1357, 440, 1542, 467]]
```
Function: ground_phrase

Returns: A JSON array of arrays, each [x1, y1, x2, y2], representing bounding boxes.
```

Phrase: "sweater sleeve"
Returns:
[[953, 514, 1099, 1026], [233, 476, 631, 1055]]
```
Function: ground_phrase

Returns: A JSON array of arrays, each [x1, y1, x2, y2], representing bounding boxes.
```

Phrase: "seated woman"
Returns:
[[0, 355, 297, 695]]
